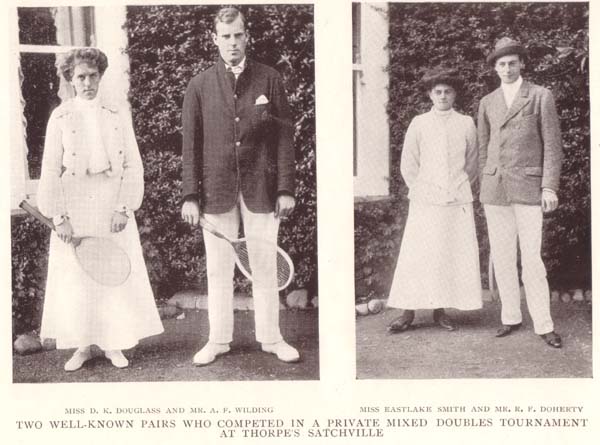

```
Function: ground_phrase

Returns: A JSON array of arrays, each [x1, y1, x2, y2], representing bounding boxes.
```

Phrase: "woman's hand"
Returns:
[[111, 211, 129, 233], [56, 219, 74, 244]]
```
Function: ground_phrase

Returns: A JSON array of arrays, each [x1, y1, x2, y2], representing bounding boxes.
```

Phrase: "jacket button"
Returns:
[[119, 150, 123, 154], [72, 152, 76, 156], [233, 94, 238, 99], [235, 117, 240, 122], [235, 141, 241, 147]]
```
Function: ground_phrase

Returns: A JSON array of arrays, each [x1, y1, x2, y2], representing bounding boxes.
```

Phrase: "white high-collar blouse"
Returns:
[[72, 96, 111, 175], [401, 107, 478, 205], [37, 98, 144, 220]]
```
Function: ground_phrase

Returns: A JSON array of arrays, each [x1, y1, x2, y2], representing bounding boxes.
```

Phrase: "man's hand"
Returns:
[[111, 211, 129, 233], [182, 199, 200, 226], [541, 189, 559, 213], [56, 219, 74, 243], [275, 195, 295, 219]]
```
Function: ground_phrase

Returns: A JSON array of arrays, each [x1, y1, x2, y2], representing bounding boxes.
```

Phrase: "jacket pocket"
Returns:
[[525, 166, 543, 177], [254, 103, 272, 122], [521, 104, 536, 117], [250, 103, 273, 138]]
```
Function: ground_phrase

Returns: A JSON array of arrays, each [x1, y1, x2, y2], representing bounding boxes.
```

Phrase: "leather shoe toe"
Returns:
[[495, 323, 521, 337], [388, 312, 415, 333], [436, 315, 456, 331], [433, 310, 456, 331], [540, 332, 562, 348]]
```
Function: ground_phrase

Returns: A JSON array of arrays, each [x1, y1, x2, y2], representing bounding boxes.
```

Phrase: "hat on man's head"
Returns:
[[486, 37, 527, 65], [420, 66, 463, 92]]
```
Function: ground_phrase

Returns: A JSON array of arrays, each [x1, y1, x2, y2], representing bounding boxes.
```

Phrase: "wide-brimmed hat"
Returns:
[[486, 37, 527, 65], [420, 67, 463, 92]]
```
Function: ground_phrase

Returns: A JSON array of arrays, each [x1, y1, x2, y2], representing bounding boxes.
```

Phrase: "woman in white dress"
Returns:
[[37, 48, 163, 371], [387, 67, 482, 333]]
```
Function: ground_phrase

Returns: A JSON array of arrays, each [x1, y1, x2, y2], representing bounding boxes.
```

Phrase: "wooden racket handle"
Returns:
[[19, 200, 56, 231], [20, 200, 83, 245], [198, 215, 229, 241]]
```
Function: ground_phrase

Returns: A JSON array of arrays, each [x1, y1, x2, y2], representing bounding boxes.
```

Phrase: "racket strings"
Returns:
[[277, 254, 292, 286], [232, 241, 293, 290], [76, 238, 131, 287], [234, 243, 252, 276]]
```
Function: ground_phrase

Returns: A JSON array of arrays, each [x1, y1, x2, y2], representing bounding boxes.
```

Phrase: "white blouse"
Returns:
[[401, 107, 478, 205], [37, 98, 144, 219], [72, 96, 111, 174]]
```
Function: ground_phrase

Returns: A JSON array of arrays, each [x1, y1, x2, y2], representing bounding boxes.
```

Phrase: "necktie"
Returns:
[[226, 69, 236, 92]]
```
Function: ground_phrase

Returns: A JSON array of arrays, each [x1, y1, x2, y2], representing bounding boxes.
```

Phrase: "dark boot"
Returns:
[[433, 308, 456, 331], [388, 310, 415, 333]]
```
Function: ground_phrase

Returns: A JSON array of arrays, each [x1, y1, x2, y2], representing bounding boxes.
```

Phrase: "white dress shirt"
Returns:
[[501, 76, 523, 109], [225, 57, 246, 79]]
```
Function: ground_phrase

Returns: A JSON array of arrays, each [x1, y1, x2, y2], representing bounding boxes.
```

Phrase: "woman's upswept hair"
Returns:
[[58, 48, 109, 82]]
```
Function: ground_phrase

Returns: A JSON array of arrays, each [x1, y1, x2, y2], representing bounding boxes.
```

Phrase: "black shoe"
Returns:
[[433, 309, 456, 331], [388, 310, 415, 333], [495, 323, 522, 337], [540, 331, 562, 348]]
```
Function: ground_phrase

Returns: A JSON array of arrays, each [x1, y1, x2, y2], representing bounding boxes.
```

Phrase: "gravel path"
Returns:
[[13, 309, 319, 383], [356, 299, 592, 379]]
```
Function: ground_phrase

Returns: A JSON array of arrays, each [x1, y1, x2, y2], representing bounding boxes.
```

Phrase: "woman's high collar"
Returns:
[[431, 106, 454, 117], [74, 95, 100, 109]]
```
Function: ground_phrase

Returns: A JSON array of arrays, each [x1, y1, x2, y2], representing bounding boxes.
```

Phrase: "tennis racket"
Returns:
[[19, 200, 131, 287], [198, 215, 294, 291]]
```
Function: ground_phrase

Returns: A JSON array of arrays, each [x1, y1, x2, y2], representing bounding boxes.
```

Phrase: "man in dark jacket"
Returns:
[[478, 37, 563, 348], [181, 6, 298, 365]]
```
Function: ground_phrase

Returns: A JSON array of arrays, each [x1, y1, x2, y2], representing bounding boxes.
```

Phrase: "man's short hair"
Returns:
[[214, 6, 246, 31]]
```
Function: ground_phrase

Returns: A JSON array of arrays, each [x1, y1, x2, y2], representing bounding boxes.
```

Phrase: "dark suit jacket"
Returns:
[[477, 81, 563, 205], [182, 58, 295, 214]]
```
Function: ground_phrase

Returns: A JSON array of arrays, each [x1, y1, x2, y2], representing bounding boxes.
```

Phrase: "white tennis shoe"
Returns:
[[64, 348, 92, 372], [193, 343, 231, 366], [261, 341, 300, 363], [105, 350, 129, 368]]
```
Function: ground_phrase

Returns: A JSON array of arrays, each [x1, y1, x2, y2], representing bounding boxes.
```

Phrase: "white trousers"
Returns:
[[203, 195, 282, 344], [484, 204, 554, 335]]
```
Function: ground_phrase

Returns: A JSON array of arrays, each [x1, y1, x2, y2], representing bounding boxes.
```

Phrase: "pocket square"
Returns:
[[255, 95, 269, 105]]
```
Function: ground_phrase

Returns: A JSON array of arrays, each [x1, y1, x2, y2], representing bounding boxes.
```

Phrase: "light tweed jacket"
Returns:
[[477, 81, 563, 205]]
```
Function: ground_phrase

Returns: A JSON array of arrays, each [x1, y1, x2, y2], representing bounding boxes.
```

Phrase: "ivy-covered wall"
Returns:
[[355, 2, 590, 301]]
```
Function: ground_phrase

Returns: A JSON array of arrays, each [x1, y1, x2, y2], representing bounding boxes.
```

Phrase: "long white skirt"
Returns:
[[40, 174, 163, 350], [387, 201, 482, 310]]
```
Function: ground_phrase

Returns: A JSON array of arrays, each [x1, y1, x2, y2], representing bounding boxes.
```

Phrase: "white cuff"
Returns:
[[52, 214, 68, 226], [114, 204, 130, 217]]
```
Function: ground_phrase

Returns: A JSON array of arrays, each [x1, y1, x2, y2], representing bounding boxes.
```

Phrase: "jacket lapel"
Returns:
[[216, 59, 235, 112], [488, 88, 507, 122], [501, 81, 532, 127]]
